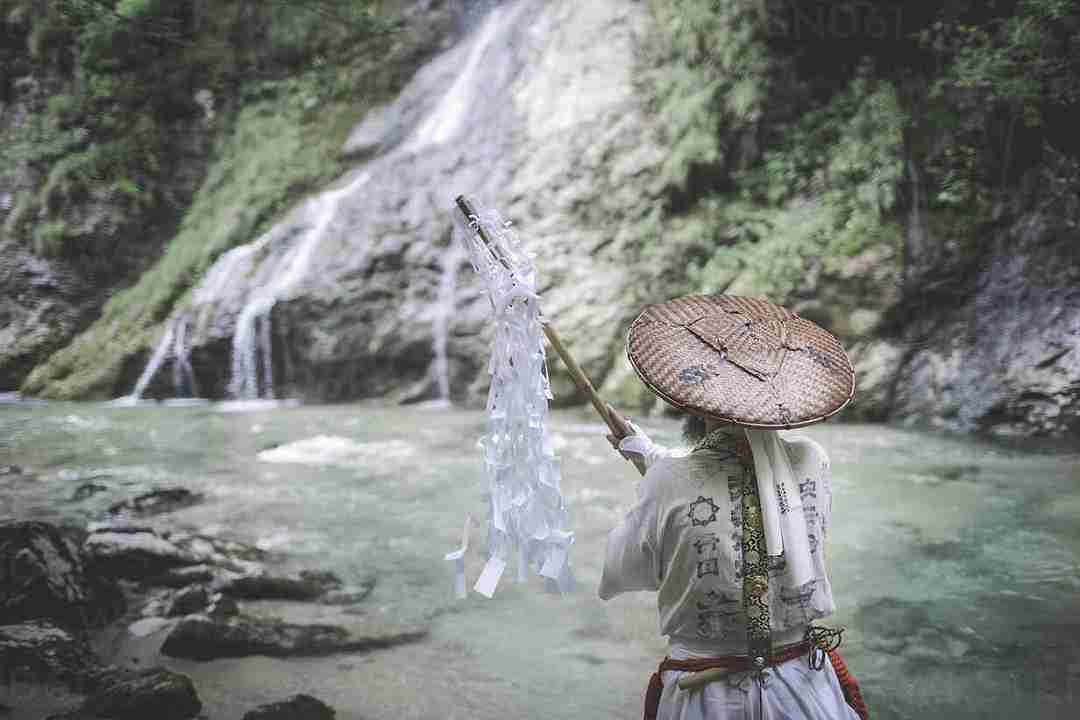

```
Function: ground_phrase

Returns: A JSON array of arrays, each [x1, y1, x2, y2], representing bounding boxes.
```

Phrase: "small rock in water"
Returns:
[[108, 487, 203, 517], [70, 481, 110, 502], [144, 564, 221, 588], [320, 578, 376, 606], [165, 584, 238, 619], [160, 614, 427, 660], [0, 465, 23, 476], [223, 570, 343, 601], [242, 694, 336, 720]]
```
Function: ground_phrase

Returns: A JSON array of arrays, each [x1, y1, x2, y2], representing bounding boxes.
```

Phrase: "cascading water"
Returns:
[[127, 320, 177, 402], [229, 170, 372, 400], [431, 245, 463, 404], [122, 0, 553, 404]]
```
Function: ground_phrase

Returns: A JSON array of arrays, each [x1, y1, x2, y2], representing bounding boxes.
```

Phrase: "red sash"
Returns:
[[643, 645, 868, 720]]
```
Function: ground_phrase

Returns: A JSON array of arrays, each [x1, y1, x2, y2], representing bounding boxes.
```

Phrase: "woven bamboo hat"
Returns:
[[626, 294, 855, 428]]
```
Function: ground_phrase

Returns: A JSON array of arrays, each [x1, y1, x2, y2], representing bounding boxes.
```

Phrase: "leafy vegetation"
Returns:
[[637, 0, 1079, 309], [14, 0, 441, 399], [0, 0, 392, 268]]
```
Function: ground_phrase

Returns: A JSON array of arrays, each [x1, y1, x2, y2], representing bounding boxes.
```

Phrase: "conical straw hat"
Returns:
[[626, 294, 855, 428]]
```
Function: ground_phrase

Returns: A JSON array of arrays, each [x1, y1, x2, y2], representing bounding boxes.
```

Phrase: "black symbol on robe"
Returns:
[[696, 608, 739, 639], [696, 590, 738, 610], [693, 533, 720, 556], [799, 478, 816, 498], [781, 584, 816, 614], [808, 533, 818, 553], [727, 477, 742, 503], [776, 481, 791, 514], [697, 558, 720, 578], [688, 496, 720, 527]]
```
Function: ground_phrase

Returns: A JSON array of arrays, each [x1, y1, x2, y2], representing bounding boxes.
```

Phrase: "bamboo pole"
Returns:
[[454, 195, 645, 476]]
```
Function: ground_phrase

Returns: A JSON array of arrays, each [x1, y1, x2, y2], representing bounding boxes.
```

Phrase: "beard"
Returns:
[[681, 414, 707, 444]]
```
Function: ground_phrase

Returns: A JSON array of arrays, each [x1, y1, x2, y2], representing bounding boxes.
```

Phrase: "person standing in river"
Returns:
[[600, 294, 868, 720]]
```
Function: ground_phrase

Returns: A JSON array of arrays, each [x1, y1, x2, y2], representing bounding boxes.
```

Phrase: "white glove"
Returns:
[[617, 421, 671, 469]]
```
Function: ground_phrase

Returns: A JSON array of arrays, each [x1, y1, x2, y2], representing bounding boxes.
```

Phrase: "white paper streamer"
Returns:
[[446, 200, 574, 598]]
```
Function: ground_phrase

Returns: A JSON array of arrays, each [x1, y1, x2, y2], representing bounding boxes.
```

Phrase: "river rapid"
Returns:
[[1, 401, 1078, 719]]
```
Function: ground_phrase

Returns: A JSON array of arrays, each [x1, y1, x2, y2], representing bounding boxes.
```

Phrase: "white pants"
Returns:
[[657, 656, 861, 720]]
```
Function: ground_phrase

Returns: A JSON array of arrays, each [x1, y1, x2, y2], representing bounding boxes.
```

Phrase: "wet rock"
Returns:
[[222, 570, 343, 601], [0, 465, 23, 476], [319, 578, 376, 606], [77, 667, 202, 720], [143, 564, 221, 588], [242, 694, 335, 720], [160, 614, 427, 660], [926, 464, 981, 482], [0, 620, 99, 688], [165, 584, 238, 619], [107, 488, 203, 517], [0, 521, 125, 628], [83, 529, 201, 580], [70, 482, 110, 502]]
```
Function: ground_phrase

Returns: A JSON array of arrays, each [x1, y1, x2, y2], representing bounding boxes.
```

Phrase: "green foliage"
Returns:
[[0, 0, 390, 262], [915, 0, 1080, 212], [20, 14, 414, 398], [644, 0, 769, 197]]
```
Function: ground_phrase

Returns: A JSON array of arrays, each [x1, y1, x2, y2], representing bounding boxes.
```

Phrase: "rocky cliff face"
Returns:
[[131, 0, 664, 407], [865, 163, 1080, 438], [0, 68, 210, 393]]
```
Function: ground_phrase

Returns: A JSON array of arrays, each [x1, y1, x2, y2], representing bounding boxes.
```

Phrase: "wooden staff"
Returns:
[[455, 195, 645, 476]]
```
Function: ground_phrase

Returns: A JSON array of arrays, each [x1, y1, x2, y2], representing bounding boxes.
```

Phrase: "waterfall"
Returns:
[[129, 320, 177, 401], [431, 246, 463, 404], [123, 1, 527, 404], [228, 170, 372, 400], [403, 4, 506, 154], [171, 316, 199, 397]]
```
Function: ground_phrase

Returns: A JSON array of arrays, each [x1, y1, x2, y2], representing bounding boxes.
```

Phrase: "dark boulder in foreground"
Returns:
[[0, 620, 98, 688], [3, 620, 202, 719], [161, 614, 427, 660], [76, 667, 202, 720], [0, 521, 125, 628], [222, 570, 343, 601], [242, 694, 336, 720], [107, 487, 203, 517]]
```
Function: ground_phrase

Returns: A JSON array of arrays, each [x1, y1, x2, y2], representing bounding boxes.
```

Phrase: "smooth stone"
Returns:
[[160, 614, 428, 661], [107, 487, 203, 517], [241, 693, 336, 720], [222, 570, 343, 601]]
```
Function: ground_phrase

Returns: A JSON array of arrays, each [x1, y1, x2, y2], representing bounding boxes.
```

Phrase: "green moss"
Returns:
[[21, 83, 353, 398]]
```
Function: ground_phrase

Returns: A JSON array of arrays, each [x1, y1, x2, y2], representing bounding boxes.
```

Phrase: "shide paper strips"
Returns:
[[444, 202, 575, 598]]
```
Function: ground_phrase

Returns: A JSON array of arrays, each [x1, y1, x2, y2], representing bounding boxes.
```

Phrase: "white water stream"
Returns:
[[229, 170, 372, 399], [125, 2, 517, 403]]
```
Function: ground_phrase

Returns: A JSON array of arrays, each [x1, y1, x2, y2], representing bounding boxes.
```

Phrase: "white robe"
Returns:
[[599, 434, 859, 720]]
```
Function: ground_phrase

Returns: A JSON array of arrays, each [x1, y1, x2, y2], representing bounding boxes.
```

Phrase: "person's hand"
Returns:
[[605, 405, 668, 474]]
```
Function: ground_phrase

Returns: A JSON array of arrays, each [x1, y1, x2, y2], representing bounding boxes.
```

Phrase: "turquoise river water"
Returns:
[[1, 401, 1078, 719]]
